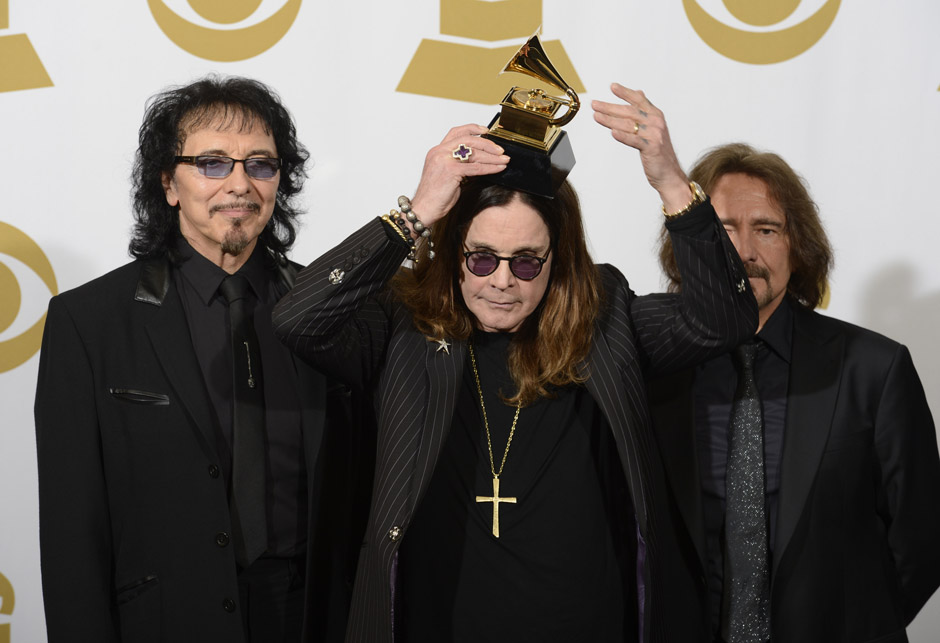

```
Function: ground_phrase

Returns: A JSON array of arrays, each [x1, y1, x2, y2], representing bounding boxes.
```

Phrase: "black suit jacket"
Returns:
[[272, 203, 758, 643], [35, 255, 364, 643], [648, 301, 940, 642]]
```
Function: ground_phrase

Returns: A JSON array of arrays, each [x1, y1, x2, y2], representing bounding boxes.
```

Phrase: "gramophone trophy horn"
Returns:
[[500, 32, 580, 129], [483, 31, 578, 197]]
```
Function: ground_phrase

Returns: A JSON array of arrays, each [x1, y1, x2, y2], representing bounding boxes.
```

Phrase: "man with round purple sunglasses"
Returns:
[[273, 84, 758, 642], [462, 247, 550, 281]]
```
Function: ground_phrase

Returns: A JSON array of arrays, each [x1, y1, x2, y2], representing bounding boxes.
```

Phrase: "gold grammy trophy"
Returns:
[[483, 31, 579, 197]]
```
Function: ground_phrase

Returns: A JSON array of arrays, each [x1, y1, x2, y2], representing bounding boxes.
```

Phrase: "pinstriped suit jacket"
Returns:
[[273, 202, 757, 643]]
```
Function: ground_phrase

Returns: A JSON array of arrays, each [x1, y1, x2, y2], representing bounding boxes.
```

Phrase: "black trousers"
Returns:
[[238, 556, 306, 642]]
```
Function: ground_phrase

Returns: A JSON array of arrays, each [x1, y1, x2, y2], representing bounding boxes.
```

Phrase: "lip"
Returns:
[[485, 300, 517, 309], [214, 208, 256, 219]]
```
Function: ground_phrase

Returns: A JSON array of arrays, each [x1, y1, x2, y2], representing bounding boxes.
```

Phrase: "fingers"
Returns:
[[590, 84, 688, 204], [439, 125, 508, 162], [609, 83, 657, 113], [592, 85, 657, 118], [441, 123, 489, 143], [424, 137, 509, 173], [410, 125, 510, 224], [592, 103, 651, 151], [592, 84, 670, 150]]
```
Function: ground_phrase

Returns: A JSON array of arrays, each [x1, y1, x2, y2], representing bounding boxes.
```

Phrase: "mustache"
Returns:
[[211, 201, 260, 214], [746, 265, 770, 281]]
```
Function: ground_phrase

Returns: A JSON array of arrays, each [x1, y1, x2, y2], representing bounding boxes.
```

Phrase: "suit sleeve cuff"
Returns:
[[664, 198, 717, 241], [380, 217, 414, 250]]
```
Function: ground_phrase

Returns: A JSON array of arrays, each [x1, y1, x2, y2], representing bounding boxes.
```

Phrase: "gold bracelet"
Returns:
[[380, 214, 412, 244], [662, 181, 706, 219]]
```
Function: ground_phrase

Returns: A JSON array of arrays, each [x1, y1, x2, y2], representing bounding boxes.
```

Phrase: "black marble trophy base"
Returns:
[[482, 122, 575, 198]]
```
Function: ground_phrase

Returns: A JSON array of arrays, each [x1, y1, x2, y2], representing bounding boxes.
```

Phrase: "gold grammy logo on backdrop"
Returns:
[[0, 222, 58, 373], [684, 0, 841, 65], [0, 571, 13, 643], [0, 0, 53, 93], [397, 0, 585, 105], [148, 0, 302, 62]]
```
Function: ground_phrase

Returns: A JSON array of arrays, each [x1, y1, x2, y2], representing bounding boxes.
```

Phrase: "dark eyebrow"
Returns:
[[197, 148, 277, 158], [751, 218, 786, 228]]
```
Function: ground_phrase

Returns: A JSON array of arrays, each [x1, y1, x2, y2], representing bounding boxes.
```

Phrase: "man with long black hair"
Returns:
[[35, 75, 366, 643]]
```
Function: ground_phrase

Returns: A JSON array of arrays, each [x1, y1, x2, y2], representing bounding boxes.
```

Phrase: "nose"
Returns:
[[222, 162, 252, 196], [731, 228, 757, 263], [488, 259, 516, 289]]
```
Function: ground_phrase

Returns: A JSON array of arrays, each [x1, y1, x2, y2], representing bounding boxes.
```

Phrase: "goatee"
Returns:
[[221, 220, 251, 256]]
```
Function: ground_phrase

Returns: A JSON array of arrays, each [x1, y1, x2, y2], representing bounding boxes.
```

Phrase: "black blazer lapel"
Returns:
[[294, 355, 327, 471], [583, 329, 650, 534], [140, 265, 221, 461], [773, 308, 844, 574], [648, 370, 708, 572], [271, 256, 328, 471], [406, 336, 466, 516]]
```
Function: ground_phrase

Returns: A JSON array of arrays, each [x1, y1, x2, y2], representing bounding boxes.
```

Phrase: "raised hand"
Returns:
[[409, 124, 510, 226], [592, 83, 692, 213]]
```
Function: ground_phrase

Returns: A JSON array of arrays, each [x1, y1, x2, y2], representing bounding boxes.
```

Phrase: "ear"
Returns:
[[162, 171, 179, 207]]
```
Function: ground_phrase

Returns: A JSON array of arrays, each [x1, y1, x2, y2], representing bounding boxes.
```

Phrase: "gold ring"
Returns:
[[452, 144, 472, 163], [633, 121, 640, 135]]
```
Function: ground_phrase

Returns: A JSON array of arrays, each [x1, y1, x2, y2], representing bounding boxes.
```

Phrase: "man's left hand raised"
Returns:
[[592, 83, 693, 214]]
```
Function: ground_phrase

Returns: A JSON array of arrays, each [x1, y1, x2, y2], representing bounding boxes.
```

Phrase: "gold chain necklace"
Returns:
[[469, 341, 521, 538]]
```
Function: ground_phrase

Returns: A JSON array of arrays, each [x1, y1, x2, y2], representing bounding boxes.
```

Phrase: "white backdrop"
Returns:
[[1, 1, 938, 640]]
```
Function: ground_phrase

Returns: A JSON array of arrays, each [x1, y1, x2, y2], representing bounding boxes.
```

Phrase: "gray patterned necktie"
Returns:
[[722, 341, 770, 642]]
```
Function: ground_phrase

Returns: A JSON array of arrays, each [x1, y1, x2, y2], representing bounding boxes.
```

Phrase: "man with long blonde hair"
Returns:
[[273, 85, 758, 642]]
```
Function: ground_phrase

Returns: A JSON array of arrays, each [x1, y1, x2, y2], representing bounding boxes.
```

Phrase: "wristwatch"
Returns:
[[662, 181, 706, 219]]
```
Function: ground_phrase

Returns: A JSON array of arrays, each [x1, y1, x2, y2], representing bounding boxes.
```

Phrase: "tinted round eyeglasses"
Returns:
[[174, 155, 281, 180], [463, 248, 551, 281]]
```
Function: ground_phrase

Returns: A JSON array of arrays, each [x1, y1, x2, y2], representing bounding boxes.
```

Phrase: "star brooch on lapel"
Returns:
[[435, 338, 451, 355]]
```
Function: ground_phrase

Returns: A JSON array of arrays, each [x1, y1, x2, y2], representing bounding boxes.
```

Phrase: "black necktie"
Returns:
[[219, 274, 268, 568], [722, 342, 770, 642]]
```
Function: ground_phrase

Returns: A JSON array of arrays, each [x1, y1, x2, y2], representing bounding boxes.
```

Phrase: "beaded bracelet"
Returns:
[[393, 195, 435, 261], [398, 195, 430, 236]]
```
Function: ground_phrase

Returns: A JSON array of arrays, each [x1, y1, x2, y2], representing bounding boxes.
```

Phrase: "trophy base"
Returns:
[[483, 121, 575, 198]]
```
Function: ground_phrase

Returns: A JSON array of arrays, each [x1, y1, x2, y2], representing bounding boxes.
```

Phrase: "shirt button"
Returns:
[[222, 598, 237, 613], [215, 532, 230, 547], [388, 526, 402, 542], [208, 464, 220, 478]]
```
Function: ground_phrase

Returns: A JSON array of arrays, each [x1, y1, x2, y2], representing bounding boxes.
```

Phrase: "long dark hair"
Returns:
[[659, 143, 833, 309], [391, 179, 601, 406], [129, 75, 309, 261]]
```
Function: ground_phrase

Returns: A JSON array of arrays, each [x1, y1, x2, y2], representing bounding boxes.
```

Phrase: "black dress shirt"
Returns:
[[174, 240, 307, 559], [693, 296, 793, 636]]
